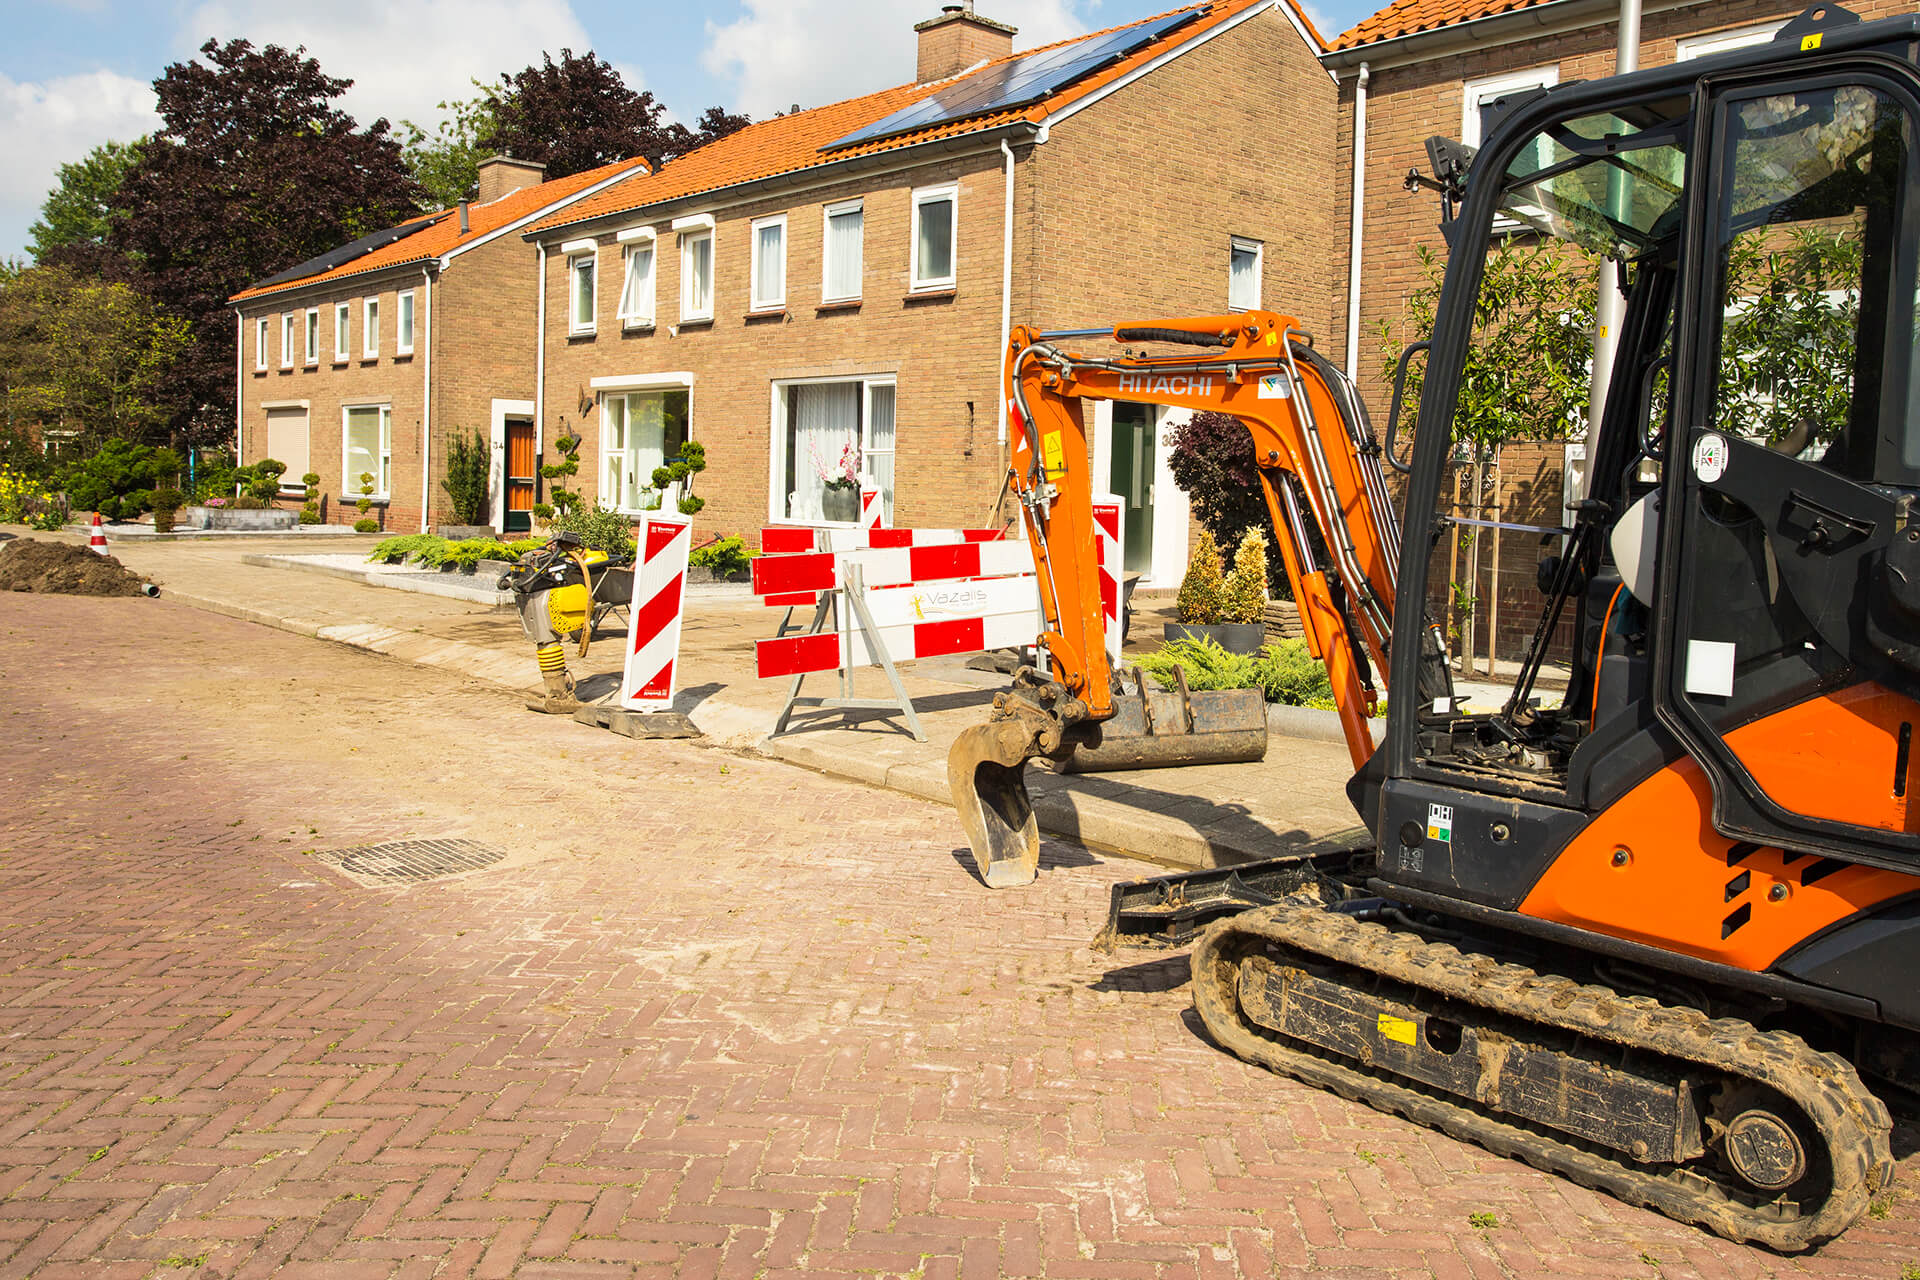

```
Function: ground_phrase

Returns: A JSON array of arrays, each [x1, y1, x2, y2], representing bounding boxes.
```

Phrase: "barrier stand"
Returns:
[[573, 512, 701, 740], [768, 563, 927, 742]]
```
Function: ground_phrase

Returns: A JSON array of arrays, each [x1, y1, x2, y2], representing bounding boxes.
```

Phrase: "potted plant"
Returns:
[[150, 487, 183, 534], [1166, 527, 1268, 654]]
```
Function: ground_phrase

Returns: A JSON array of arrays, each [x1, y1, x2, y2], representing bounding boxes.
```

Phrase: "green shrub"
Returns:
[[652, 439, 708, 517], [689, 535, 753, 577], [441, 430, 490, 525], [61, 439, 183, 520], [299, 472, 322, 525], [1176, 528, 1227, 624], [353, 517, 381, 533], [1221, 528, 1268, 625], [545, 503, 637, 558], [246, 459, 286, 504], [1134, 636, 1334, 708], [368, 534, 444, 564], [538, 433, 581, 521]]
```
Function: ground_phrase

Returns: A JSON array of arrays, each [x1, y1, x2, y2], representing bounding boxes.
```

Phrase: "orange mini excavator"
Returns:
[[949, 6, 1920, 1248]]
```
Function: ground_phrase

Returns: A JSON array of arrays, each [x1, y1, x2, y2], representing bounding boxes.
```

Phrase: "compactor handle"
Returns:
[[1383, 340, 1430, 475], [1113, 326, 1232, 348]]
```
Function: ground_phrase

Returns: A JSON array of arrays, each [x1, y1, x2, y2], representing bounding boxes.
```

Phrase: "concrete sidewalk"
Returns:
[[6, 526, 1370, 872]]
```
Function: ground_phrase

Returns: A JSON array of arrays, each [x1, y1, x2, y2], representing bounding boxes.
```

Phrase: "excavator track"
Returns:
[[1190, 894, 1895, 1250]]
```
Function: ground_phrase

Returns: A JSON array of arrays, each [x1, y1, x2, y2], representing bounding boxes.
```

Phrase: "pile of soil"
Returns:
[[0, 538, 152, 597]]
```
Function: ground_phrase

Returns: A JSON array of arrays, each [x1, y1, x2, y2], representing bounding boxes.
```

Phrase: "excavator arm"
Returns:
[[950, 310, 1449, 886]]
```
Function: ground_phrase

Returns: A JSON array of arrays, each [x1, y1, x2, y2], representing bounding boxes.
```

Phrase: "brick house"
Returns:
[[228, 154, 647, 534], [1319, 0, 1920, 657], [524, 0, 1333, 587]]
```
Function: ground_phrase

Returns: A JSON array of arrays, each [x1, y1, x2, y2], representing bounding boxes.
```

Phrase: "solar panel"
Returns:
[[248, 213, 445, 291], [823, 6, 1204, 153]]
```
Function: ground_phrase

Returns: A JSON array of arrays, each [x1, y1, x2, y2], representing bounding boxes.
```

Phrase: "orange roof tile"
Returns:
[[531, 0, 1311, 237], [230, 154, 650, 303], [1331, 0, 1556, 52]]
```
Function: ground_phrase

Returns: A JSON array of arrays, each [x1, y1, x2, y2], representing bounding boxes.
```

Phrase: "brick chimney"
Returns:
[[474, 154, 547, 204], [915, 3, 1016, 84]]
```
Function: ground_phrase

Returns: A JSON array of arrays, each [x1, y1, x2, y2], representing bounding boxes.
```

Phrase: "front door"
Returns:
[[1109, 403, 1155, 576], [504, 417, 536, 534]]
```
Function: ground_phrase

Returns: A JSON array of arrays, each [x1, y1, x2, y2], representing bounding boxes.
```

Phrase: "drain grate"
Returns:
[[311, 838, 506, 886]]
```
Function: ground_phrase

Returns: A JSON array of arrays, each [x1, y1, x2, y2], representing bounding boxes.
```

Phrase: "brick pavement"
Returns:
[[1, 595, 1916, 1279]]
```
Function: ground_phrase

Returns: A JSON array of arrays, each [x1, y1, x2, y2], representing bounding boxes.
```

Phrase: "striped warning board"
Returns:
[[618, 513, 692, 711], [751, 540, 1032, 597], [760, 525, 1001, 555], [1093, 494, 1122, 665], [756, 575, 1039, 678]]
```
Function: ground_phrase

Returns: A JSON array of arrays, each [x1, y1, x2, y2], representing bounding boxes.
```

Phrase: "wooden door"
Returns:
[[505, 418, 536, 533]]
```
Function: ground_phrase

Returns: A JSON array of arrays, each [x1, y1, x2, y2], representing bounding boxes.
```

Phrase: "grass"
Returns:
[[1467, 1211, 1499, 1230]]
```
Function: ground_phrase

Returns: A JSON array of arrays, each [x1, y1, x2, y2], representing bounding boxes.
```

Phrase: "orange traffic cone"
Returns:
[[89, 513, 108, 555]]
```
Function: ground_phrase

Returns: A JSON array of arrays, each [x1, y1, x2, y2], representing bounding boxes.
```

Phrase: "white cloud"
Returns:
[[0, 68, 156, 261], [176, 0, 593, 130], [700, 0, 1098, 120]]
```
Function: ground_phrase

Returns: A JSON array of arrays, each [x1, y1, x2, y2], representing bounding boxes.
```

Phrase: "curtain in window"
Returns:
[[917, 197, 953, 282], [601, 396, 628, 509], [573, 259, 594, 327], [345, 407, 387, 496], [685, 234, 712, 316], [788, 383, 859, 522], [630, 394, 668, 509], [826, 207, 862, 299], [618, 246, 653, 324], [1229, 244, 1259, 309], [754, 223, 784, 305], [867, 385, 895, 524]]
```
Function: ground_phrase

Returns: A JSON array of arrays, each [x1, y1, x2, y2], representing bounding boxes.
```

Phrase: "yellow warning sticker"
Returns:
[[1801, 32, 1823, 50], [1377, 1014, 1417, 1045], [1042, 429, 1065, 476]]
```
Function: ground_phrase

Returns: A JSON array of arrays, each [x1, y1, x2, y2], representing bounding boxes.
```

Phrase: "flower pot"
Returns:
[[1163, 621, 1267, 654], [820, 484, 859, 524]]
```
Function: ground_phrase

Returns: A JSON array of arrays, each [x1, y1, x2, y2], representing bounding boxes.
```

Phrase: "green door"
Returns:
[[1109, 403, 1155, 576]]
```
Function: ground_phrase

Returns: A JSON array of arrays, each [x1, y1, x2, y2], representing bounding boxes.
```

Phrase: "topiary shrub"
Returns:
[[537, 432, 582, 522], [299, 472, 322, 524], [354, 518, 381, 533], [1221, 528, 1268, 625], [1176, 528, 1226, 625], [652, 439, 708, 517]]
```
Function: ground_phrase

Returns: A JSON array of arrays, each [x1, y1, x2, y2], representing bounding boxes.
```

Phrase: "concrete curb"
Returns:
[[242, 552, 515, 606], [1266, 702, 1385, 744]]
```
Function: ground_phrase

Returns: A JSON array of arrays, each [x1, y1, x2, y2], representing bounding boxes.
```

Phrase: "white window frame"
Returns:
[[1676, 20, 1786, 61], [396, 289, 416, 355], [341, 403, 393, 501], [1228, 236, 1263, 312], [821, 198, 863, 304], [303, 308, 319, 365], [254, 317, 268, 371], [909, 183, 958, 292], [615, 227, 656, 330], [363, 297, 379, 358], [749, 213, 787, 312], [280, 313, 294, 369], [679, 226, 714, 323], [333, 302, 350, 362], [1463, 66, 1560, 231], [768, 373, 897, 525], [567, 245, 597, 335], [599, 385, 690, 515]]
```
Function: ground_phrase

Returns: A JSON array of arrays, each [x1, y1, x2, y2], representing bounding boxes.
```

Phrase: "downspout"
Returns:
[[1344, 62, 1370, 381], [420, 267, 433, 532], [233, 309, 244, 465], [535, 242, 547, 480], [998, 138, 1015, 447]]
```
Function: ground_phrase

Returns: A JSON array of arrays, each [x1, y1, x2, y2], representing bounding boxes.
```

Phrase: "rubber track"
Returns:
[[1190, 897, 1895, 1251]]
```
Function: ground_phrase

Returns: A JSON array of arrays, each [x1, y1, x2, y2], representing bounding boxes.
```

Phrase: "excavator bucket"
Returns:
[[948, 719, 1043, 888]]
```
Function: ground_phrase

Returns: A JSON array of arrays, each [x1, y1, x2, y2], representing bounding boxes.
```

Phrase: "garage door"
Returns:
[[264, 406, 310, 478]]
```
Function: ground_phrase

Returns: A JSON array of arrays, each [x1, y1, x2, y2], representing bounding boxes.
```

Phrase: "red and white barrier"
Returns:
[[618, 513, 692, 712], [860, 477, 883, 530], [757, 526, 1003, 609], [89, 514, 108, 555], [751, 540, 1031, 598], [1092, 494, 1122, 665], [757, 575, 1038, 677]]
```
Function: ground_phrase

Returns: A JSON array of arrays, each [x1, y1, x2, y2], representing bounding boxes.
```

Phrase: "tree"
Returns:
[[29, 139, 144, 267], [0, 264, 189, 451], [482, 50, 749, 178], [110, 38, 426, 448], [400, 86, 502, 208]]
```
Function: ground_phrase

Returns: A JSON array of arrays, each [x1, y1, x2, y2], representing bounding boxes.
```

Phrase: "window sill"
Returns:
[[677, 317, 714, 330], [332, 357, 350, 367], [904, 287, 956, 303], [621, 321, 655, 333], [567, 329, 597, 341], [252, 368, 268, 377], [360, 355, 380, 364], [816, 299, 861, 314], [392, 352, 415, 362], [743, 307, 787, 322]]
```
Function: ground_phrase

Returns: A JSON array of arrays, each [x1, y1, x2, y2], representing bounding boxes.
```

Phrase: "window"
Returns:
[[342, 404, 392, 499], [1464, 67, 1561, 231], [910, 184, 957, 291], [303, 308, 319, 365], [254, 318, 268, 371], [363, 297, 379, 358], [396, 290, 415, 354], [1228, 237, 1262, 311], [569, 249, 596, 334], [280, 313, 294, 368], [773, 376, 896, 524], [600, 388, 689, 513], [1676, 21, 1786, 60], [616, 235, 655, 329], [680, 227, 713, 321], [822, 199, 863, 303], [749, 214, 787, 311], [334, 302, 350, 362]]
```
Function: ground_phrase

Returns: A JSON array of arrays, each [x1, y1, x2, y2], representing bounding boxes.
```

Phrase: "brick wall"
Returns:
[[430, 233, 539, 524], [237, 272, 434, 532]]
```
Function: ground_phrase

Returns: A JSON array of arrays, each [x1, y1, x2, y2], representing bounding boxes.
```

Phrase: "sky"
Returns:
[[0, 0, 1377, 263]]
